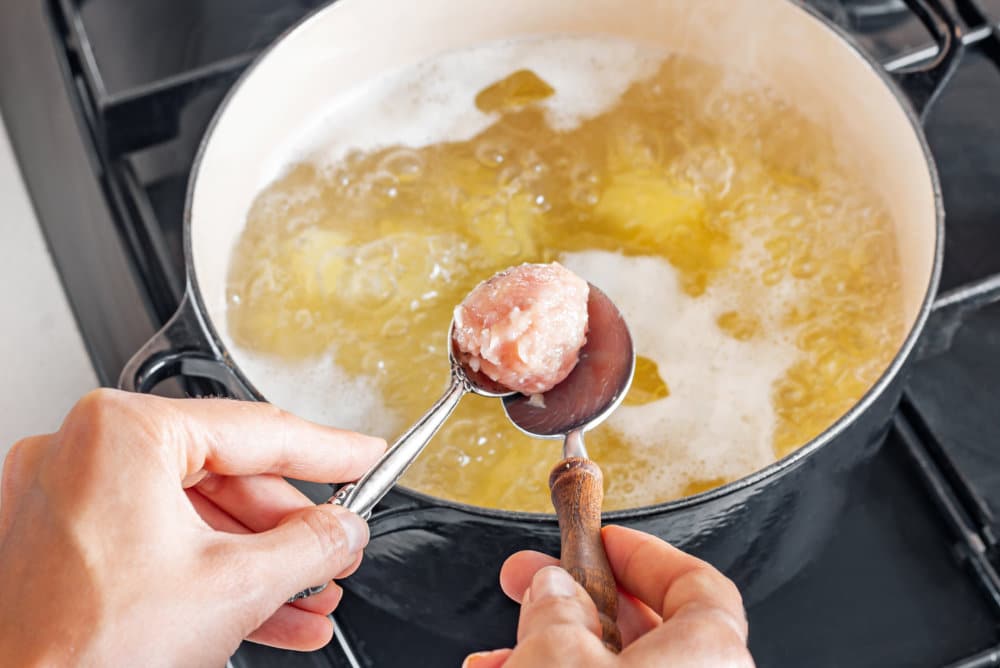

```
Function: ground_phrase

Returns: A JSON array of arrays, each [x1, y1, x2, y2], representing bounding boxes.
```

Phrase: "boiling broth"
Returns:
[[226, 37, 904, 512]]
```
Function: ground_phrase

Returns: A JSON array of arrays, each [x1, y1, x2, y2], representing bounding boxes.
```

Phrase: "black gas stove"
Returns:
[[3, 1, 1000, 666]]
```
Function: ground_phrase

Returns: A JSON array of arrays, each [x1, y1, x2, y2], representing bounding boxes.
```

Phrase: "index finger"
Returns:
[[90, 390, 386, 482], [602, 525, 746, 638], [170, 396, 386, 482]]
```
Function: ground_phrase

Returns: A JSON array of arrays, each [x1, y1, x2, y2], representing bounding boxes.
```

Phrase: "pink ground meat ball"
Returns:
[[452, 262, 590, 395]]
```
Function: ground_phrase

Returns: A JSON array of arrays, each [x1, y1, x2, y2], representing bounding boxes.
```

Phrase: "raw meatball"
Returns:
[[453, 262, 589, 395]]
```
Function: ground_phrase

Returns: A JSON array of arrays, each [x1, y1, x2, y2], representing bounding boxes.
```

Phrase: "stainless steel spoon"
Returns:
[[288, 320, 515, 601], [329, 324, 515, 517], [502, 284, 636, 653]]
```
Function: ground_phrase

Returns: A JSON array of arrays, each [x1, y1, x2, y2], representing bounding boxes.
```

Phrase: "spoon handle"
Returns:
[[549, 457, 622, 653], [288, 375, 467, 604], [331, 375, 467, 519]]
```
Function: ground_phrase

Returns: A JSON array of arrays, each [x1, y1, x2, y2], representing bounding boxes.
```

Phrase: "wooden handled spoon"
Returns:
[[503, 284, 636, 652]]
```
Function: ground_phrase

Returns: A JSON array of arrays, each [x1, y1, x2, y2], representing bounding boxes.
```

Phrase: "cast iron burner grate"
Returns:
[[2, 0, 1000, 665]]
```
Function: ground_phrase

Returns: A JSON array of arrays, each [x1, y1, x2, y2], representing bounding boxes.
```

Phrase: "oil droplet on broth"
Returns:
[[624, 356, 670, 406], [475, 69, 555, 113], [683, 478, 730, 498], [717, 311, 761, 342], [226, 39, 905, 512]]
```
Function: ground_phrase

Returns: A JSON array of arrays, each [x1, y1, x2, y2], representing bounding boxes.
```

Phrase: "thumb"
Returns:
[[506, 566, 610, 667], [220, 503, 369, 607], [517, 567, 602, 643]]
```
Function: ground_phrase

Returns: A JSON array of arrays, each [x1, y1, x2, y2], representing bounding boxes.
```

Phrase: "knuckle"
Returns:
[[685, 566, 726, 592], [262, 402, 295, 424], [695, 567, 747, 633], [716, 571, 745, 609], [74, 387, 123, 414], [680, 567, 744, 612], [67, 389, 134, 437], [64, 389, 172, 462], [674, 603, 751, 657], [522, 595, 598, 637], [2, 435, 45, 485], [259, 403, 299, 465], [522, 624, 602, 665], [6, 435, 40, 462]]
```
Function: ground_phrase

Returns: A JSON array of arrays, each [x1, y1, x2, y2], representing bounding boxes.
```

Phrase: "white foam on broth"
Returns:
[[260, 36, 661, 188], [235, 349, 401, 438], [561, 251, 796, 499]]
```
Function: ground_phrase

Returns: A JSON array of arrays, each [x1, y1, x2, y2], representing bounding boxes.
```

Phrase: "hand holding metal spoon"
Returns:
[[288, 315, 518, 602]]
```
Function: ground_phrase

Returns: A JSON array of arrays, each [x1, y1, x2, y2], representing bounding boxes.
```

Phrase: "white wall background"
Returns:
[[0, 113, 97, 465]]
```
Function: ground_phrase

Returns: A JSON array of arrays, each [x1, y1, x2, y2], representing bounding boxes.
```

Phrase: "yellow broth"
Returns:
[[226, 53, 904, 512]]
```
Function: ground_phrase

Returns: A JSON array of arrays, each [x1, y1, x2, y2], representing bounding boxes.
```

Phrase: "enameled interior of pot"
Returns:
[[190, 0, 937, 507]]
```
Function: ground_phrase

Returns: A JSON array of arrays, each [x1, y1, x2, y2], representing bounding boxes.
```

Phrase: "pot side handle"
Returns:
[[118, 290, 254, 398], [887, 0, 963, 120], [918, 275, 1000, 361]]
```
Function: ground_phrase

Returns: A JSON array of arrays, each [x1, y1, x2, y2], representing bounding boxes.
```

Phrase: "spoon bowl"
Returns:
[[447, 321, 518, 398], [503, 284, 635, 445]]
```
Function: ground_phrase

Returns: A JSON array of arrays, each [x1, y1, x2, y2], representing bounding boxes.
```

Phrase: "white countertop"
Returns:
[[0, 112, 98, 460]]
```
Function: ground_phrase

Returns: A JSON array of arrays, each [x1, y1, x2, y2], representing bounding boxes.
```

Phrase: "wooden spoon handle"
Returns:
[[549, 457, 622, 653]]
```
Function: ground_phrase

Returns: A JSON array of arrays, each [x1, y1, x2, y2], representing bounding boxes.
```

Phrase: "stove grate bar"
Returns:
[[900, 397, 997, 548], [52, 0, 1000, 160], [943, 643, 1000, 668], [51, 0, 256, 155], [952, 0, 1000, 65], [97, 54, 254, 155], [895, 410, 1000, 615]]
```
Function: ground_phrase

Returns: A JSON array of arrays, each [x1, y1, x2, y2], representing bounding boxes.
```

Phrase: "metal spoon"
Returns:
[[329, 324, 515, 516], [503, 284, 636, 653], [289, 320, 515, 601]]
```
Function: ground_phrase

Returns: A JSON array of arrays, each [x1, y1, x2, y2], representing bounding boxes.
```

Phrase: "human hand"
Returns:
[[464, 525, 753, 667], [0, 389, 385, 667]]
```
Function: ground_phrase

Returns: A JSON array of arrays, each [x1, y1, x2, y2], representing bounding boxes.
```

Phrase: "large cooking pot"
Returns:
[[121, 0, 963, 651]]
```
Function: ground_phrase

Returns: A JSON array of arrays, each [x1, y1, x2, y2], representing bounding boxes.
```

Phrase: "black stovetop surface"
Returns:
[[2, 1, 1000, 666]]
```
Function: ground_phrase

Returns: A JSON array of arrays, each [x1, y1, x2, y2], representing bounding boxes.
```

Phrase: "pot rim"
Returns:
[[181, 0, 945, 523]]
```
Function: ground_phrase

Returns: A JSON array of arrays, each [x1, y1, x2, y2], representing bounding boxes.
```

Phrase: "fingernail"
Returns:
[[327, 506, 369, 553], [531, 566, 577, 600]]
